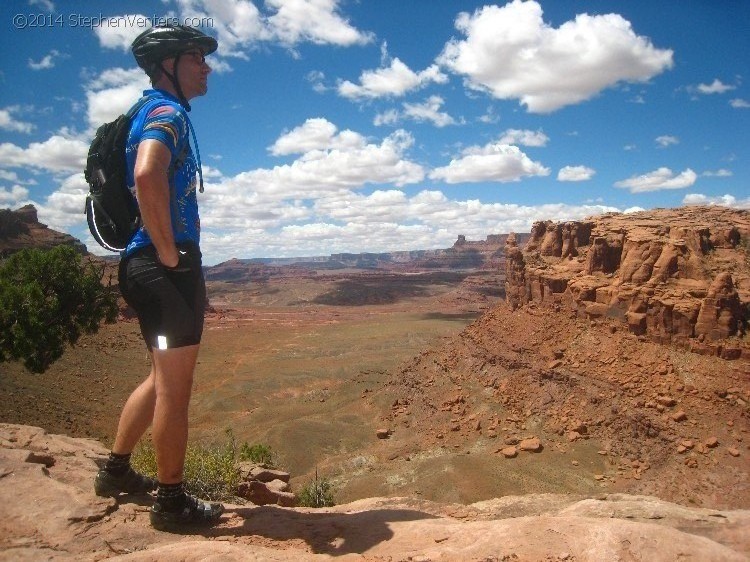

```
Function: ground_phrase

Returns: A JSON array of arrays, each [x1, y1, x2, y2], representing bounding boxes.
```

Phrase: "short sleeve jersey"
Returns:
[[123, 89, 200, 257]]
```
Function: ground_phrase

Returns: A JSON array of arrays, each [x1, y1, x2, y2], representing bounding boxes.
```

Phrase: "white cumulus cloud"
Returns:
[[35, 173, 90, 229], [614, 167, 697, 193], [498, 129, 549, 147], [172, 0, 370, 64], [558, 165, 595, 182], [338, 57, 448, 100], [373, 97, 457, 128], [206, 127, 424, 210], [437, 0, 673, 113], [94, 15, 150, 51], [683, 193, 750, 209], [655, 135, 679, 148], [0, 107, 35, 134], [701, 169, 732, 178], [85, 68, 151, 128], [0, 185, 30, 206], [402, 96, 457, 127], [269, 118, 366, 156], [28, 50, 63, 70], [373, 109, 400, 127], [29, 0, 54, 11], [0, 135, 88, 173], [430, 143, 550, 184], [198, 185, 621, 264], [96, 1, 372, 70], [266, 0, 373, 46], [696, 78, 735, 95]]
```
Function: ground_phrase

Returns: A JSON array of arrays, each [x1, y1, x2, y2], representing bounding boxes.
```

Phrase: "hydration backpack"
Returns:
[[84, 96, 155, 253]]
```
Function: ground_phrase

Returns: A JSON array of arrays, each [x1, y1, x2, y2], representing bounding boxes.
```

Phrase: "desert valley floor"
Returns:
[[2, 265, 748, 511]]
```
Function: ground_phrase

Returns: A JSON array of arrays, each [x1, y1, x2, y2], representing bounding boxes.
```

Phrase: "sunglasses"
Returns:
[[183, 50, 206, 64]]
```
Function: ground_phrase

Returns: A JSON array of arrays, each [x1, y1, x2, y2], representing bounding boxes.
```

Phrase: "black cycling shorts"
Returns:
[[118, 242, 205, 351]]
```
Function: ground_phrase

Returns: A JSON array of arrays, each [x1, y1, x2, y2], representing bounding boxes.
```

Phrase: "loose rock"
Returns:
[[671, 411, 687, 422], [519, 438, 542, 452], [501, 446, 518, 458]]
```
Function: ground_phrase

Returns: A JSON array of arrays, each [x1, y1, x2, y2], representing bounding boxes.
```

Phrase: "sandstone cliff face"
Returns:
[[0, 204, 87, 257], [505, 206, 749, 358]]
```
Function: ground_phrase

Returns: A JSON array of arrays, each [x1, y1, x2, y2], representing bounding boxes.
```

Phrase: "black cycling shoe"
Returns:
[[150, 494, 224, 532], [94, 467, 158, 497]]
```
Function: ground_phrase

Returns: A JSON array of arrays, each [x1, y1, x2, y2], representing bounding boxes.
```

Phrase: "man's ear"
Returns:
[[161, 57, 176, 74]]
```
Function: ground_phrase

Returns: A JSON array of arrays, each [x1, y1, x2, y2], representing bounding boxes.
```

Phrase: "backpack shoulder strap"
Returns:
[[170, 143, 189, 174], [125, 94, 160, 120]]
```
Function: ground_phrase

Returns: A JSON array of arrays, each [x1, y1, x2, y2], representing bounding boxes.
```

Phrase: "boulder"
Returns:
[[237, 480, 297, 507], [500, 446, 518, 458], [519, 438, 543, 452], [237, 462, 291, 484]]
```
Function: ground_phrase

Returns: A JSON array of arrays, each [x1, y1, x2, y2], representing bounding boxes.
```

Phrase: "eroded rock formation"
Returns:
[[0, 204, 87, 257], [505, 207, 749, 358]]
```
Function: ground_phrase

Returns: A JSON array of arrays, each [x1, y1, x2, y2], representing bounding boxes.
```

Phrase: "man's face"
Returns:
[[168, 49, 211, 100]]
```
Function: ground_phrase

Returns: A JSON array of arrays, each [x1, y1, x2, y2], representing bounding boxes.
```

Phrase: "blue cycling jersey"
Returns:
[[123, 89, 200, 257]]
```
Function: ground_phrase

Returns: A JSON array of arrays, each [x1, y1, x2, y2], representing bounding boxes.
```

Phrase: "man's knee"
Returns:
[[153, 346, 198, 394]]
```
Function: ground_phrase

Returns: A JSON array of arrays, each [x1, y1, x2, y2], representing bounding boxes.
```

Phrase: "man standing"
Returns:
[[93, 25, 223, 531]]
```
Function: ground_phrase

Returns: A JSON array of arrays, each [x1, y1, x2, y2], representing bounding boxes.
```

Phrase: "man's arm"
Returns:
[[134, 139, 179, 268]]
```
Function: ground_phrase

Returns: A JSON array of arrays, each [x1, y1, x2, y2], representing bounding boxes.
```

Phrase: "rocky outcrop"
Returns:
[[236, 462, 296, 506], [505, 207, 750, 358], [695, 272, 744, 341], [504, 232, 528, 306], [1, 423, 748, 561], [0, 204, 87, 257]]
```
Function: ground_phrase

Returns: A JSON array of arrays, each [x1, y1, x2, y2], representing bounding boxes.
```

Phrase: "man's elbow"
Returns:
[[134, 167, 169, 203], [134, 166, 165, 187]]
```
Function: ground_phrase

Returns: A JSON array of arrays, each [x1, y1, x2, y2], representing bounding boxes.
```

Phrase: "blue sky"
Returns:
[[1, 0, 748, 265]]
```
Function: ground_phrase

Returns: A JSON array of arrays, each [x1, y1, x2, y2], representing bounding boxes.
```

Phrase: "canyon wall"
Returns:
[[505, 206, 749, 358]]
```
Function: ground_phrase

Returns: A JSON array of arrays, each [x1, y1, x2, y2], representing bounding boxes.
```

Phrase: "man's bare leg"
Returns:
[[151, 343, 200, 484], [148, 342, 223, 529], [111, 366, 156, 455], [95, 359, 159, 497]]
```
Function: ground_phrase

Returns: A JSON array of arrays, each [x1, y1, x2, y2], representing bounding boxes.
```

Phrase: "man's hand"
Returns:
[[160, 250, 193, 273]]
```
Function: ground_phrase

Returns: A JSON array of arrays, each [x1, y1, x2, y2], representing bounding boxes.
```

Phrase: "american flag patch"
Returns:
[[147, 105, 177, 119]]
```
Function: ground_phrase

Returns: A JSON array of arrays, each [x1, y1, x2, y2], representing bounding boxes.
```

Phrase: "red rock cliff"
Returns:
[[505, 206, 749, 358]]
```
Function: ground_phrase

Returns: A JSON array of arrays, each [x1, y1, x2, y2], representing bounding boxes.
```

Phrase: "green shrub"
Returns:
[[183, 441, 240, 501], [0, 245, 117, 372], [238, 442, 276, 467], [131, 430, 241, 502], [130, 430, 287, 502], [297, 469, 335, 508]]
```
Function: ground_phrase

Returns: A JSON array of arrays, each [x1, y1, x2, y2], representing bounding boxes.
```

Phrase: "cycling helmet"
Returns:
[[132, 25, 217, 69], [131, 25, 218, 111]]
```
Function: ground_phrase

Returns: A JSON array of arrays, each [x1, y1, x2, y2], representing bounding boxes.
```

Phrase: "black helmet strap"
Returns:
[[159, 52, 192, 112]]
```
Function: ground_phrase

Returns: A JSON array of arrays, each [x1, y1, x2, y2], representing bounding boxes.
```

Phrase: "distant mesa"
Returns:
[[0, 203, 526, 280], [205, 233, 530, 283]]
